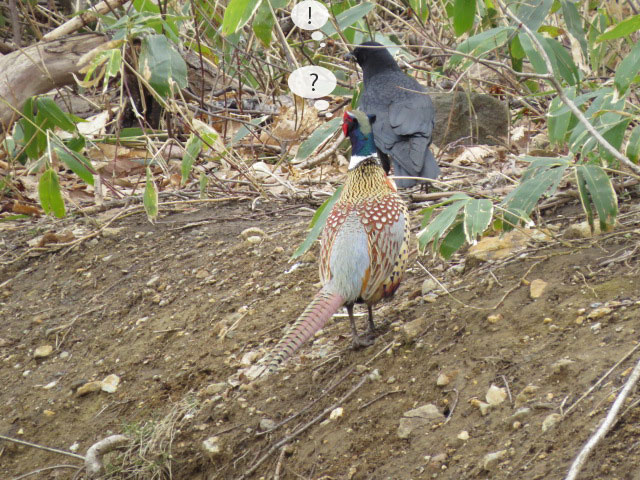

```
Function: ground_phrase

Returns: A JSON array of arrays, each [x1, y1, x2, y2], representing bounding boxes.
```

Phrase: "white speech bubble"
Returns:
[[291, 0, 329, 31], [311, 31, 324, 41], [288, 66, 336, 99], [314, 99, 329, 111]]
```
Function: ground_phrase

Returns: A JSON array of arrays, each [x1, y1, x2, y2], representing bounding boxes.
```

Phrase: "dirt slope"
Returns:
[[1, 198, 639, 480]]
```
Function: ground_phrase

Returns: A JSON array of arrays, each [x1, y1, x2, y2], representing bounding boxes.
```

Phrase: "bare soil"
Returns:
[[1, 197, 640, 480]]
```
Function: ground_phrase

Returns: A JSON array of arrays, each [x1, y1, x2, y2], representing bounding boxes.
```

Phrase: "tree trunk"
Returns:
[[0, 33, 109, 131]]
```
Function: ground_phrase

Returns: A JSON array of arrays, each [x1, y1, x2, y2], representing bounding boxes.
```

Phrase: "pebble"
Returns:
[[101, 374, 120, 393], [588, 307, 612, 320], [529, 279, 547, 299], [240, 351, 260, 366], [402, 317, 428, 342], [368, 369, 382, 382], [542, 413, 562, 432], [509, 407, 532, 421], [203, 382, 227, 395], [246, 236, 262, 244], [487, 314, 502, 324], [397, 404, 444, 439], [591, 322, 602, 333], [552, 358, 575, 374], [259, 418, 276, 431], [421, 278, 438, 295], [482, 450, 507, 471], [329, 407, 344, 420], [457, 430, 469, 441], [34, 345, 53, 358], [486, 385, 507, 406], [436, 373, 450, 387], [202, 436, 223, 457], [146, 276, 160, 287], [77, 380, 103, 396], [59, 351, 70, 359]]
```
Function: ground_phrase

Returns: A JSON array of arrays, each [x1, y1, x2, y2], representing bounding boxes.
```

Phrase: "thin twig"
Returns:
[[0, 434, 85, 460], [11, 465, 81, 480], [565, 355, 640, 480]]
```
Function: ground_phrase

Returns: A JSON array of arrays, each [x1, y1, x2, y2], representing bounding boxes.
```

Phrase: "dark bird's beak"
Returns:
[[344, 51, 356, 61]]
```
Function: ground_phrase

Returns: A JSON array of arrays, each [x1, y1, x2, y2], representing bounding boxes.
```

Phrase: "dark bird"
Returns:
[[348, 41, 440, 188], [267, 110, 410, 372]]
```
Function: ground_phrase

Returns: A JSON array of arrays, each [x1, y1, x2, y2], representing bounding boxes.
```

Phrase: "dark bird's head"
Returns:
[[343, 110, 378, 169], [347, 41, 401, 81]]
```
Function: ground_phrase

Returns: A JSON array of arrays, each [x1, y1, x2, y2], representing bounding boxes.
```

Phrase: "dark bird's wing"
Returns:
[[360, 73, 439, 188]]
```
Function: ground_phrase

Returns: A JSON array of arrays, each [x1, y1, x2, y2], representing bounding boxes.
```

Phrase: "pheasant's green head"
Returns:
[[342, 110, 377, 168]]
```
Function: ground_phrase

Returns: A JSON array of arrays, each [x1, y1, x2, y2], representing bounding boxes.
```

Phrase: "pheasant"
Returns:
[[267, 110, 410, 372]]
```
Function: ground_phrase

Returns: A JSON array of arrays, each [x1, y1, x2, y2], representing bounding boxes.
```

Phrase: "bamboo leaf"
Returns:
[[36, 98, 77, 132], [321, 3, 375, 37], [614, 40, 640, 96], [38, 168, 66, 218], [222, 0, 263, 37], [418, 199, 469, 252], [576, 164, 618, 231], [626, 125, 640, 163], [295, 117, 341, 161], [596, 14, 640, 42], [440, 222, 466, 259], [181, 134, 202, 185], [463, 198, 493, 244], [143, 167, 158, 222], [291, 186, 343, 260], [453, 0, 476, 36], [139, 34, 188, 98]]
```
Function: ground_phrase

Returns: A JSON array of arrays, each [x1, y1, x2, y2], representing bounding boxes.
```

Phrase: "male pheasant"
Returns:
[[267, 110, 410, 372]]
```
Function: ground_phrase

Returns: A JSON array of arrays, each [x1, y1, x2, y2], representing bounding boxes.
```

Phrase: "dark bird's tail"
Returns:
[[267, 288, 344, 372]]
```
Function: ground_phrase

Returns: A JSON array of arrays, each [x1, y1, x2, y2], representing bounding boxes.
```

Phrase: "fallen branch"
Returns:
[[85, 434, 129, 477], [565, 354, 640, 480], [42, 0, 129, 41]]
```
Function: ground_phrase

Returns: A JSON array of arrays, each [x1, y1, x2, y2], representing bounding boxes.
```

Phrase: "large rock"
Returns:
[[430, 91, 509, 147]]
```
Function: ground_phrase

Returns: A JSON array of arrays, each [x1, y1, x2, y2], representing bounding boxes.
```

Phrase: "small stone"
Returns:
[[146, 275, 160, 287], [43, 410, 55, 417], [542, 413, 562, 432], [259, 418, 276, 431], [486, 384, 507, 406], [241, 227, 266, 239], [246, 236, 262, 244], [421, 278, 438, 295], [273, 246, 284, 254], [530, 279, 547, 299], [512, 421, 522, 430], [34, 345, 53, 358], [397, 404, 444, 439], [368, 369, 382, 382], [482, 450, 507, 470], [59, 351, 70, 359], [552, 358, 575, 374], [591, 322, 602, 333], [329, 407, 344, 420], [588, 307, 612, 320], [101, 374, 120, 393], [355, 365, 367, 374], [575, 316, 584, 325], [402, 317, 428, 342], [457, 430, 469, 441], [69, 442, 80, 452], [487, 314, 502, 324], [436, 373, 450, 387], [543, 317, 552, 324], [77, 381, 103, 396], [43, 381, 57, 390], [509, 407, 532, 422], [203, 382, 227, 395], [387, 376, 396, 384], [202, 436, 223, 458]]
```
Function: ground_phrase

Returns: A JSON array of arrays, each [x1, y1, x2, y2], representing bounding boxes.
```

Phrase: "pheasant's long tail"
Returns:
[[267, 288, 344, 373]]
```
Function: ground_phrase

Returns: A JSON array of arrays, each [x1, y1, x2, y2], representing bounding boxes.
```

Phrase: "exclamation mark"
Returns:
[[308, 6, 312, 24]]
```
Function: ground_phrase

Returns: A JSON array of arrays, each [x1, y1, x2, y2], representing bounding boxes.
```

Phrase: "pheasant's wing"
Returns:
[[358, 195, 407, 302]]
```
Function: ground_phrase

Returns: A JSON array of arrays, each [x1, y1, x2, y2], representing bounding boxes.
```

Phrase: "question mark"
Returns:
[[310, 73, 318, 91]]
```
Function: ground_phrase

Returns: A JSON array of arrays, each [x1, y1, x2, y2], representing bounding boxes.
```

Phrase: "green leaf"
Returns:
[[453, 0, 476, 36], [20, 97, 40, 160], [222, 0, 263, 37], [321, 2, 375, 37], [295, 117, 342, 161], [561, 0, 588, 57], [501, 166, 566, 229], [626, 125, 640, 163], [518, 32, 547, 74], [511, 0, 554, 31], [291, 186, 343, 260], [418, 199, 469, 252], [199, 173, 208, 199], [51, 138, 94, 186], [252, 0, 286, 45], [139, 34, 188, 98], [614, 40, 640, 96], [450, 26, 513, 67], [39, 168, 66, 218], [143, 167, 159, 222], [36, 98, 76, 132], [440, 222, 466, 259], [463, 198, 493, 243], [181, 134, 202, 185], [544, 37, 580, 85], [575, 164, 617, 231], [596, 14, 640, 42], [575, 166, 594, 229]]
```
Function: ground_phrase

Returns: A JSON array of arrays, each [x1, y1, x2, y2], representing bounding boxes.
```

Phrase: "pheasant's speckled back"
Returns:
[[320, 158, 410, 305]]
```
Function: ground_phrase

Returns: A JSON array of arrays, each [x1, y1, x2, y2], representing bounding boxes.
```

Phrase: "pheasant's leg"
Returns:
[[367, 305, 376, 335], [347, 304, 375, 349]]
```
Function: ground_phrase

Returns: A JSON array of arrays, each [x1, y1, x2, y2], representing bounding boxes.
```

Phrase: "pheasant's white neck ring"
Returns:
[[349, 154, 377, 170]]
